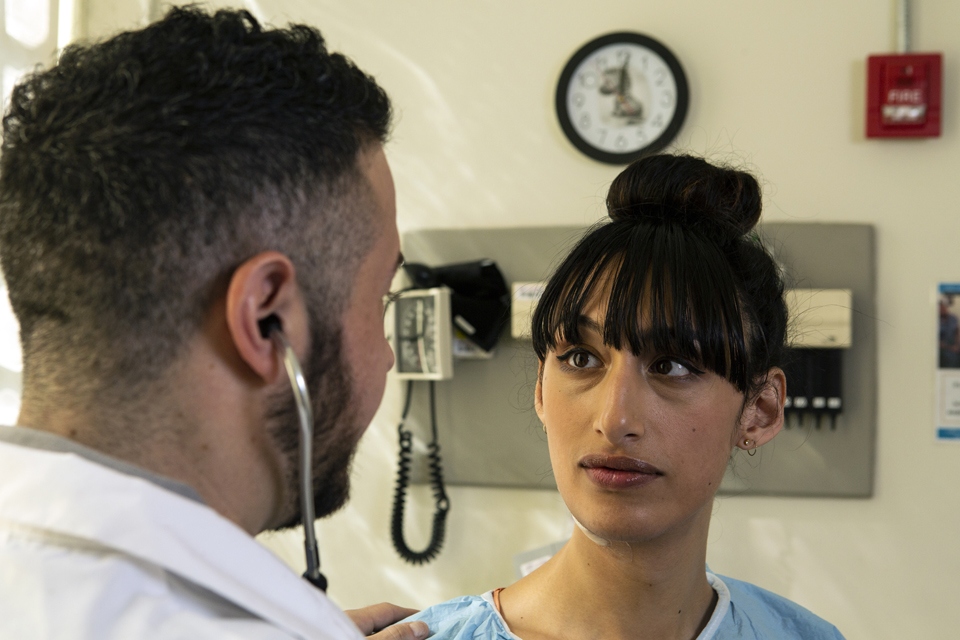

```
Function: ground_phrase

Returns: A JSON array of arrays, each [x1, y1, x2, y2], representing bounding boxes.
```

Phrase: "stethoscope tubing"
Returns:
[[270, 329, 322, 585]]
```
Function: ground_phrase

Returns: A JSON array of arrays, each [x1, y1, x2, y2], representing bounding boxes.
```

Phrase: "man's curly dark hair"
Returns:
[[0, 6, 391, 414]]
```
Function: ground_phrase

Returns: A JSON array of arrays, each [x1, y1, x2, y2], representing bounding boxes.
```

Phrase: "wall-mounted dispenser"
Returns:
[[783, 289, 852, 430]]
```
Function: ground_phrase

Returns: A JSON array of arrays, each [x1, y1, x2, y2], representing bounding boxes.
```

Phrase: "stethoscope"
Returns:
[[259, 315, 327, 592]]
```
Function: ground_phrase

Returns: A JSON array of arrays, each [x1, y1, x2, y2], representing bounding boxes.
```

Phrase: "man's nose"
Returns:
[[595, 361, 646, 443]]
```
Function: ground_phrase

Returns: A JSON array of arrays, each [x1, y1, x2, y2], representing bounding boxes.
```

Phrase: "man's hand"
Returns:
[[344, 602, 430, 640]]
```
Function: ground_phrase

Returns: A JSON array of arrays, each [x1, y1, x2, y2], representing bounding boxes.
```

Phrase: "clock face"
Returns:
[[556, 32, 689, 164]]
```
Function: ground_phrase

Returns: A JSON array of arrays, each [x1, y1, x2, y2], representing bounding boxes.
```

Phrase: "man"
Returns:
[[0, 7, 427, 640]]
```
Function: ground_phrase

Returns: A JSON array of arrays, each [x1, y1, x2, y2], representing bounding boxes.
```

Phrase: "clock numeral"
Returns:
[[596, 56, 608, 69], [642, 56, 649, 71], [579, 113, 591, 130], [572, 92, 585, 108], [578, 71, 597, 89], [660, 91, 673, 108], [616, 49, 629, 62], [652, 114, 664, 128], [654, 69, 666, 87], [615, 135, 627, 149], [636, 129, 647, 142], [598, 129, 607, 144]]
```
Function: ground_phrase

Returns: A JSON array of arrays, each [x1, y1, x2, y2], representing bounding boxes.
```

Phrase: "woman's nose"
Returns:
[[595, 361, 645, 443]]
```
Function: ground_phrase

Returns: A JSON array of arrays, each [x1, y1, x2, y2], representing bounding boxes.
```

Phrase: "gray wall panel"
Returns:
[[399, 223, 876, 497]]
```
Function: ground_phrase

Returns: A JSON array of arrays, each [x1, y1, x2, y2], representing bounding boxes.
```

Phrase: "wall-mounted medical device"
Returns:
[[386, 288, 452, 564], [387, 287, 454, 381], [783, 289, 852, 429], [386, 260, 510, 564]]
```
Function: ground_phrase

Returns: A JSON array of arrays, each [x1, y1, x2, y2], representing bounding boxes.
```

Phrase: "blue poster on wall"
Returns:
[[937, 283, 960, 441]]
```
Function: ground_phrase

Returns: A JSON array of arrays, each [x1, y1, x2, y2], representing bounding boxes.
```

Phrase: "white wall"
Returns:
[[77, 1, 960, 638], [0, 0, 70, 423]]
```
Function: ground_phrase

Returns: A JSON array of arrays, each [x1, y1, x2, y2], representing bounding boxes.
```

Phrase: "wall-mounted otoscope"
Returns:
[[258, 315, 327, 592]]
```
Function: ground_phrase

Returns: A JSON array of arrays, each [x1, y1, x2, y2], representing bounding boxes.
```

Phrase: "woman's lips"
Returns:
[[579, 454, 663, 489]]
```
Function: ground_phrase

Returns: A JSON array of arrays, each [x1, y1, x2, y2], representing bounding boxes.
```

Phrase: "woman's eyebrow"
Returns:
[[577, 315, 602, 335], [577, 314, 665, 352]]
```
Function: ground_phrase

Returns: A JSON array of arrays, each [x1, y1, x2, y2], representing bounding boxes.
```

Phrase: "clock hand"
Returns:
[[599, 63, 618, 95], [618, 55, 630, 96]]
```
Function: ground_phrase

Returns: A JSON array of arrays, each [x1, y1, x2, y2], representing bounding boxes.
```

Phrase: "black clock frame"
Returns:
[[555, 32, 689, 165]]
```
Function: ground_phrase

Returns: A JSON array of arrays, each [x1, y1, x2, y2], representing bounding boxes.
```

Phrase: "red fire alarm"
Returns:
[[867, 53, 942, 138]]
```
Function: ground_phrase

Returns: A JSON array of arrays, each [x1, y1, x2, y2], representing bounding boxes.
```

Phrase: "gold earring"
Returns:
[[744, 438, 757, 456], [542, 423, 547, 433]]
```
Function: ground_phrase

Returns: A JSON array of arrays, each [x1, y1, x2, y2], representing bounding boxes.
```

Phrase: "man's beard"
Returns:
[[265, 321, 360, 531]]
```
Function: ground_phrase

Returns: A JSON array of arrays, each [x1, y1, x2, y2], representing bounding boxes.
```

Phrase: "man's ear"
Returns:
[[737, 367, 786, 451], [225, 251, 307, 384]]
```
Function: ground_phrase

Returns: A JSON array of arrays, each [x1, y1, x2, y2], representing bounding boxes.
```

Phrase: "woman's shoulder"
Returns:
[[403, 592, 516, 640], [710, 573, 846, 640]]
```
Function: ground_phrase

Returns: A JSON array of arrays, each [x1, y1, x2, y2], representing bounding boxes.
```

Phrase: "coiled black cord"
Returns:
[[391, 380, 450, 565]]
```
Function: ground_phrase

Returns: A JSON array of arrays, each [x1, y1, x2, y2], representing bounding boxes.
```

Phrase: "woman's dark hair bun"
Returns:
[[605, 154, 762, 242]]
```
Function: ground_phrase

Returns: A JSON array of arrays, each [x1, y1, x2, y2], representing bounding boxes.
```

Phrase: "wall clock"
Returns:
[[556, 32, 689, 164]]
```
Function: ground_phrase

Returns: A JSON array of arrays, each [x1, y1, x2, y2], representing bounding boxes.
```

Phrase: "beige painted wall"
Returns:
[[76, 1, 960, 638]]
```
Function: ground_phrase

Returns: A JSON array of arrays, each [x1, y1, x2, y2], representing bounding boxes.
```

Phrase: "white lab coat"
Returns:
[[0, 438, 366, 640]]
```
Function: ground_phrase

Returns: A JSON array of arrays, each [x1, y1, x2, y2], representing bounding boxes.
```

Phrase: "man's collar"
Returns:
[[0, 425, 204, 503]]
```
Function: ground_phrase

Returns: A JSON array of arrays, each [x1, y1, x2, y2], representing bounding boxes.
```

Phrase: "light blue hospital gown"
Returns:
[[407, 571, 845, 640]]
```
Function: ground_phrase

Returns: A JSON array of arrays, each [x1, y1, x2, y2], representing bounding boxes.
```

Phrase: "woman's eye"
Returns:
[[653, 358, 692, 377], [559, 349, 601, 370]]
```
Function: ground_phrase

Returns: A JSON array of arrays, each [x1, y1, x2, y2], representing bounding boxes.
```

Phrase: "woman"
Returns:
[[407, 154, 845, 639]]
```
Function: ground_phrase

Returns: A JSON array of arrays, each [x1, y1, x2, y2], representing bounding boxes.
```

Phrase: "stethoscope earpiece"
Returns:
[[258, 314, 283, 339]]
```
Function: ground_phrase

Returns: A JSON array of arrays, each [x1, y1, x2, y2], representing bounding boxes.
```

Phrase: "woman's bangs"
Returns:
[[533, 221, 750, 390]]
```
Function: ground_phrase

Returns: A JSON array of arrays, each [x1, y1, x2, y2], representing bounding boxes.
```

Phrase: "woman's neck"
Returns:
[[500, 523, 716, 640]]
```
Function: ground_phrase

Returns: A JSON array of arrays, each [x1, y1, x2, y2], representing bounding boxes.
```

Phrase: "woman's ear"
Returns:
[[737, 367, 786, 450], [534, 360, 546, 424], [225, 251, 307, 384]]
